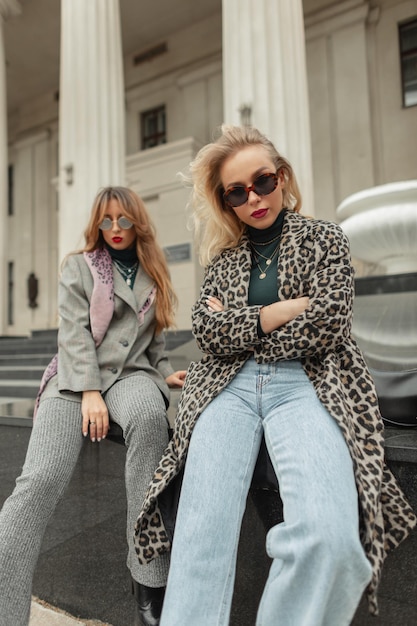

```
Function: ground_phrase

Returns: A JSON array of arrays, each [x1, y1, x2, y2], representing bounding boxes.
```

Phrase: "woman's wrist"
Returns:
[[259, 300, 307, 334], [259, 304, 276, 334], [82, 389, 101, 397]]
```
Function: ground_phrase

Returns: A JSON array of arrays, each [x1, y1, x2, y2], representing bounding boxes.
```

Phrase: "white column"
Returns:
[[0, 0, 20, 333], [59, 0, 125, 260], [222, 0, 314, 214]]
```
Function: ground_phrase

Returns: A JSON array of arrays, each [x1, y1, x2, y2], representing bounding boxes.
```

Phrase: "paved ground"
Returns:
[[30, 599, 110, 625], [1, 423, 136, 626], [2, 417, 417, 625], [0, 420, 278, 626]]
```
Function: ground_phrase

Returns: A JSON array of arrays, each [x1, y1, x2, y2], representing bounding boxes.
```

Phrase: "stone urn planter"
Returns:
[[336, 180, 417, 274], [337, 180, 417, 370]]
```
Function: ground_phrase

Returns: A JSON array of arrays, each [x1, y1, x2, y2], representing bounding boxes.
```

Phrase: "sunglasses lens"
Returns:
[[99, 218, 112, 231], [254, 173, 278, 196], [224, 173, 278, 208], [99, 217, 133, 230], [118, 216, 133, 229], [225, 188, 247, 207]]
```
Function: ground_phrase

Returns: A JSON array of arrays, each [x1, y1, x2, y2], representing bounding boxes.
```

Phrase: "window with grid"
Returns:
[[140, 105, 166, 149], [399, 18, 417, 107]]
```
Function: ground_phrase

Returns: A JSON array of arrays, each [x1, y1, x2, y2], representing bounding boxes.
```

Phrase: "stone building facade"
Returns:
[[1, 0, 416, 335]]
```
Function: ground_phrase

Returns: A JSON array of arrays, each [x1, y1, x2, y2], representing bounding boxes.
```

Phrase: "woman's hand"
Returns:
[[206, 296, 224, 312], [259, 297, 310, 334], [82, 390, 109, 442], [166, 370, 187, 388]]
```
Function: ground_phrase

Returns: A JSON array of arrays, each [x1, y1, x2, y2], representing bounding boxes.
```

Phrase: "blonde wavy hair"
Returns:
[[80, 186, 177, 333], [188, 125, 302, 266]]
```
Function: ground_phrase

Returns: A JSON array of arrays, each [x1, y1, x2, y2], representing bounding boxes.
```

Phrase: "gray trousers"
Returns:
[[0, 374, 170, 626]]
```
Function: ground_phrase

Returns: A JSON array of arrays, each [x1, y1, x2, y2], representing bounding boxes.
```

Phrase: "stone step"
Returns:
[[0, 344, 57, 355], [0, 335, 56, 344], [164, 330, 193, 351], [0, 329, 57, 341], [0, 329, 192, 350], [0, 398, 34, 426], [0, 334, 198, 427], [0, 331, 191, 355], [31, 329, 58, 340], [0, 352, 55, 367], [0, 366, 45, 380], [0, 352, 191, 371], [0, 380, 40, 399]]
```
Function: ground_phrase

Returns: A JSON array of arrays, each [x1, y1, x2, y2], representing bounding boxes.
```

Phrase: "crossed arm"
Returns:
[[193, 226, 354, 361]]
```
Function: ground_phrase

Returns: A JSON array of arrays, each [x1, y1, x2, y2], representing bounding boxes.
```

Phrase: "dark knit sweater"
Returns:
[[247, 209, 286, 307]]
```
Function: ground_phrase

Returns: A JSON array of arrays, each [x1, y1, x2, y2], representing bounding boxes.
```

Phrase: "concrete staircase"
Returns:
[[0, 329, 197, 427], [0, 330, 57, 426]]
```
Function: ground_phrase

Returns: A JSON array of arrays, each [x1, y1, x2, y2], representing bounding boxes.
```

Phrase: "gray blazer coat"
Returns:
[[42, 253, 174, 405], [134, 211, 416, 614]]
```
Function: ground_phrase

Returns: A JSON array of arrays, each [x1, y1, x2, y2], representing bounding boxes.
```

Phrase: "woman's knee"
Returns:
[[2, 468, 67, 524], [124, 406, 169, 449], [268, 514, 370, 578], [17, 464, 67, 499]]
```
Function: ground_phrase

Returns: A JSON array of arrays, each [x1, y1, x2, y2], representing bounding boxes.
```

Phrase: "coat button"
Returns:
[[121, 340, 129, 347], [108, 367, 118, 374]]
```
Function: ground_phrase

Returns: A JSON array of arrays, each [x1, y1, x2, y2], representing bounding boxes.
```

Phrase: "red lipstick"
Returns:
[[251, 209, 268, 219], [112, 237, 123, 243]]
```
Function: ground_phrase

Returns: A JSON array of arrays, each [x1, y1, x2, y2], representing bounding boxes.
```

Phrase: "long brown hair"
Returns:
[[187, 125, 302, 265], [82, 186, 177, 333]]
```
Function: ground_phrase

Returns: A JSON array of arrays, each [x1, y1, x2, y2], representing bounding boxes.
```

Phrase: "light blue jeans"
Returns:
[[160, 359, 372, 626]]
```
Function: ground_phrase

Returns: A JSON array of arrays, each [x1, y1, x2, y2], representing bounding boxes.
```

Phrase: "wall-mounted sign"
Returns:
[[164, 243, 191, 263]]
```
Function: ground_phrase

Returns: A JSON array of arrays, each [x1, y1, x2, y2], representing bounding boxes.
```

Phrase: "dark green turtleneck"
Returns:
[[247, 209, 286, 307], [104, 242, 138, 264], [104, 243, 139, 289]]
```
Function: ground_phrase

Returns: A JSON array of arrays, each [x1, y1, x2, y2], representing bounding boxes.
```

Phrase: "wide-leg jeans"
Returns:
[[160, 359, 372, 626]]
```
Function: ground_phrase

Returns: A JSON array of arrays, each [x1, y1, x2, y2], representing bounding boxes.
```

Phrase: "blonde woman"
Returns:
[[135, 127, 416, 626], [0, 187, 185, 626]]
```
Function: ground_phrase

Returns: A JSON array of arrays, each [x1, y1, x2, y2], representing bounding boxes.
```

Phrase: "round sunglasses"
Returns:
[[99, 216, 134, 231], [223, 171, 279, 208]]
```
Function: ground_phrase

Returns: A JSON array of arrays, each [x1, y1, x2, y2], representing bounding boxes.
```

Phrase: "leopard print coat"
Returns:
[[134, 210, 416, 614]]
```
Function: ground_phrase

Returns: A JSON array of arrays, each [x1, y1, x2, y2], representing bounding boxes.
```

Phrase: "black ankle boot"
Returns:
[[132, 579, 165, 626]]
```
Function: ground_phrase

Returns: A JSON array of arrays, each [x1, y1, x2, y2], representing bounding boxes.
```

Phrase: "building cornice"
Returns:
[[305, 0, 369, 40]]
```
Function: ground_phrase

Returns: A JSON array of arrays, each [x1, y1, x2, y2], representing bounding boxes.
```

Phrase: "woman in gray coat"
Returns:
[[0, 186, 185, 626], [134, 127, 416, 625]]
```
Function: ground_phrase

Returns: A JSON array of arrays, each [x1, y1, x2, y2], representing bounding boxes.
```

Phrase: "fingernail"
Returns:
[[97, 437, 101, 442], [92, 437, 96, 442], [83, 432, 88, 437], [102, 435, 106, 439]]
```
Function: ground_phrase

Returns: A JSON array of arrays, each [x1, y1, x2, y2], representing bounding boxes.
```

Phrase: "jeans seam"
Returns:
[[217, 420, 263, 625]]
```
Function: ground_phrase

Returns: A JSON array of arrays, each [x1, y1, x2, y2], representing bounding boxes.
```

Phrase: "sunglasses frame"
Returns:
[[98, 216, 134, 231], [223, 171, 279, 208]]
